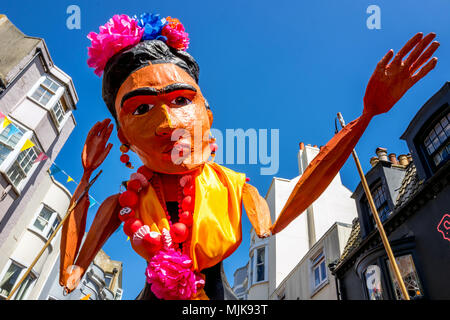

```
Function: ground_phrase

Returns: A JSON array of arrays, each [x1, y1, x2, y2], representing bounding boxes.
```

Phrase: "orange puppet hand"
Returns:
[[363, 32, 439, 117], [82, 119, 114, 173], [64, 265, 84, 294]]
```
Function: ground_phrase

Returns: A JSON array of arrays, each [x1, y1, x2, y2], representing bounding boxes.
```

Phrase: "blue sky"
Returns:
[[2, 0, 449, 299]]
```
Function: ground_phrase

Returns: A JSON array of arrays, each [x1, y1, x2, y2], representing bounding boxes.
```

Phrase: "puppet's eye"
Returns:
[[171, 96, 192, 106], [133, 104, 154, 115]]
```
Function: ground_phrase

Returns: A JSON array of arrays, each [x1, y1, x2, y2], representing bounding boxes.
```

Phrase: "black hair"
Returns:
[[102, 40, 200, 123]]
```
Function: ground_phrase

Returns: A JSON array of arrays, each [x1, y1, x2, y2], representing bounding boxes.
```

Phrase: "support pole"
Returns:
[[337, 112, 410, 300], [6, 170, 102, 300]]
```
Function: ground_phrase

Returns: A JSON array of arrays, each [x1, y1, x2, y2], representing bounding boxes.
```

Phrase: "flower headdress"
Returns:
[[87, 13, 190, 76]]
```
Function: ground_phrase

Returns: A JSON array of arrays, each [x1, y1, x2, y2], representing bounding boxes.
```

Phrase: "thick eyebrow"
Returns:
[[121, 83, 197, 107]]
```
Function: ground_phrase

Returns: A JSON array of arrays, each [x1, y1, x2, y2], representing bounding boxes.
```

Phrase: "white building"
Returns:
[[0, 172, 72, 299], [238, 143, 358, 300], [0, 15, 77, 300]]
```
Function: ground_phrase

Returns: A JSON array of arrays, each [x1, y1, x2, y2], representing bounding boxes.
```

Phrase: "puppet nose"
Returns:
[[155, 104, 182, 136]]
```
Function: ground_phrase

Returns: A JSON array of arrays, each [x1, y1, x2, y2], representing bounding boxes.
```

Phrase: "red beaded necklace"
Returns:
[[118, 166, 196, 257]]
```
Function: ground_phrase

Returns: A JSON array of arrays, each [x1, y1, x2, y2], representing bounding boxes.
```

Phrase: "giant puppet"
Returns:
[[59, 13, 439, 300]]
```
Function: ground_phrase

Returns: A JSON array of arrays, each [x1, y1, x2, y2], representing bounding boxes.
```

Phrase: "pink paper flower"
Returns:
[[161, 17, 190, 51], [87, 14, 144, 76], [145, 249, 205, 300]]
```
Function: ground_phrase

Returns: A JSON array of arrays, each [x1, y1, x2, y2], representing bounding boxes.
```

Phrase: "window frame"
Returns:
[[310, 249, 328, 294], [255, 247, 266, 283], [385, 254, 425, 300], [28, 76, 62, 108], [414, 104, 450, 178], [248, 245, 268, 286], [360, 180, 392, 233], [0, 119, 42, 194], [104, 273, 113, 289], [0, 260, 36, 300], [364, 264, 384, 300], [27, 76, 72, 131], [29, 204, 61, 241]]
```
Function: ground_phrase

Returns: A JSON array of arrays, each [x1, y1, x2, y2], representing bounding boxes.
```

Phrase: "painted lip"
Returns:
[[162, 141, 191, 154]]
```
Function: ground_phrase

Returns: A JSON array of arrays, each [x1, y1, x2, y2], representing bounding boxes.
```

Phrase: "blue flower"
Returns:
[[133, 13, 168, 41]]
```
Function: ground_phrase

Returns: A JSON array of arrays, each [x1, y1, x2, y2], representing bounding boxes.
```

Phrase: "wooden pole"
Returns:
[[6, 170, 102, 300], [337, 113, 410, 301]]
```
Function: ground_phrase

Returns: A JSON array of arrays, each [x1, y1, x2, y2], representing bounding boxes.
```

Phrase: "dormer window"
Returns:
[[362, 183, 391, 229], [423, 112, 449, 168]]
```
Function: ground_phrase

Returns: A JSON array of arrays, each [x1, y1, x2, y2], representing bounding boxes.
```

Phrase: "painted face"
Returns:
[[114, 63, 213, 174]]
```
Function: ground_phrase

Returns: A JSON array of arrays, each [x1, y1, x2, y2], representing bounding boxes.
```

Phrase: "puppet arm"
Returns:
[[243, 183, 272, 238], [59, 119, 114, 288], [271, 32, 439, 234], [63, 194, 122, 293]]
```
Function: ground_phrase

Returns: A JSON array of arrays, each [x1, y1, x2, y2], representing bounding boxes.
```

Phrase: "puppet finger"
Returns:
[[404, 32, 436, 68], [411, 57, 438, 85], [410, 41, 440, 74], [392, 32, 423, 64]]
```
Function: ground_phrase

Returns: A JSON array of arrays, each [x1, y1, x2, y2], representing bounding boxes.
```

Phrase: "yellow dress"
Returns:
[[131, 162, 247, 299]]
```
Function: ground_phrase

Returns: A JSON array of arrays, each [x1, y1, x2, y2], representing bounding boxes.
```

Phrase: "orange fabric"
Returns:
[[133, 162, 246, 272], [271, 113, 372, 234], [242, 183, 272, 237]]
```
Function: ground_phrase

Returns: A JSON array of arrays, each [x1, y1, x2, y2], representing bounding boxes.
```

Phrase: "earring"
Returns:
[[120, 144, 134, 169], [209, 134, 218, 160]]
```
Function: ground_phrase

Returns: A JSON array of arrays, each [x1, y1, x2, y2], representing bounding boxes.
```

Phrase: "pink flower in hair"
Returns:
[[87, 14, 144, 76], [161, 17, 190, 51], [145, 249, 205, 300]]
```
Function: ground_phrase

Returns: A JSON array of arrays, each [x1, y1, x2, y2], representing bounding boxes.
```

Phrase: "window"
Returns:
[[51, 100, 66, 126], [311, 251, 327, 289], [0, 122, 24, 166], [364, 265, 383, 300], [31, 205, 61, 240], [0, 261, 35, 299], [423, 112, 450, 167], [30, 76, 61, 107], [105, 273, 113, 288], [7, 145, 39, 188], [0, 119, 41, 189], [386, 255, 424, 300], [46, 215, 61, 239], [255, 247, 265, 282], [0, 262, 23, 298], [363, 184, 391, 226], [14, 273, 36, 300], [115, 288, 123, 300], [249, 253, 254, 286]]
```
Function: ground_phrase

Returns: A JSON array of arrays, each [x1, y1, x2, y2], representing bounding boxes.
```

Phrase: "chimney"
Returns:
[[376, 147, 388, 162], [388, 153, 399, 164], [398, 154, 409, 166], [313, 145, 318, 148], [370, 156, 379, 167], [407, 153, 413, 163], [299, 142, 305, 150]]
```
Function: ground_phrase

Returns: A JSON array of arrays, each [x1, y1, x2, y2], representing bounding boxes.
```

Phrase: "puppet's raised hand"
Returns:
[[363, 32, 439, 117], [82, 119, 114, 173]]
